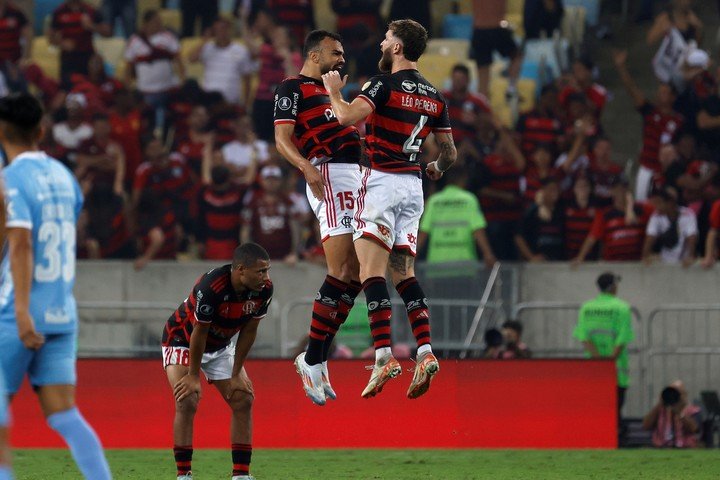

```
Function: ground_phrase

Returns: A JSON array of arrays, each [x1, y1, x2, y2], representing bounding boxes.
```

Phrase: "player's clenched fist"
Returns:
[[321, 71, 347, 94], [425, 161, 445, 181], [174, 373, 202, 402]]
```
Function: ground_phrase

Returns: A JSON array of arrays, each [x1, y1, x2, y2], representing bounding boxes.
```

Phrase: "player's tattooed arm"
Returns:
[[426, 132, 457, 180]]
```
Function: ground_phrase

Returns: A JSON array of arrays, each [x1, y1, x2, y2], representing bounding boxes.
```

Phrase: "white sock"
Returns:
[[375, 347, 392, 361], [417, 344, 433, 357]]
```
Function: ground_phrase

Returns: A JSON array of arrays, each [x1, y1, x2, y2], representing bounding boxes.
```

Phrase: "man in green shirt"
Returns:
[[418, 169, 496, 267], [574, 272, 635, 424]]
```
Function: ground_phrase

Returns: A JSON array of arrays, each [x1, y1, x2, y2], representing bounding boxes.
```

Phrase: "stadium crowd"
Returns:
[[0, 0, 718, 269]]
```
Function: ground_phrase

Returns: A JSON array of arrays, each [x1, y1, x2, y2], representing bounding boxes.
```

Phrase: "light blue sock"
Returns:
[[0, 465, 13, 480], [47, 407, 112, 480]]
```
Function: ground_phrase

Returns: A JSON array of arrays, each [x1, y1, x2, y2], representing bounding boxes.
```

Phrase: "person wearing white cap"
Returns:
[[613, 49, 683, 201]]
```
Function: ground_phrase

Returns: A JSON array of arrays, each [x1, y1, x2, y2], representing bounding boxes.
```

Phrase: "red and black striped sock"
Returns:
[[306, 275, 347, 365], [396, 277, 431, 348], [363, 277, 393, 350], [322, 280, 362, 362], [173, 444, 193, 476], [231, 443, 252, 476]]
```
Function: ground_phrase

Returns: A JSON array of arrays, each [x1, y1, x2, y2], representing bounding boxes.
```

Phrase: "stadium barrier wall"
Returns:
[[12, 359, 617, 449]]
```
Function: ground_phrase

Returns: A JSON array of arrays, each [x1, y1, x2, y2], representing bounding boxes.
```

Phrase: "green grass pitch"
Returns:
[[13, 448, 720, 479]]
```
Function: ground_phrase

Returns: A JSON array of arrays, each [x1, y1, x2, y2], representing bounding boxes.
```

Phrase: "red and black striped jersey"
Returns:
[[139, 207, 178, 260], [522, 166, 565, 206], [51, 2, 103, 53], [242, 191, 294, 260], [441, 90, 491, 143], [274, 74, 361, 164], [162, 265, 273, 352], [637, 102, 683, 173], [589, 203, 653, 261], [564, 201, 598, 259], [0, 5, 27, 63], [358, 69, 452, 173], [516, 109, 564, 159], [476, 153, 523, 222], [196, 184, 245, 260], [133, 155, 194, 209]]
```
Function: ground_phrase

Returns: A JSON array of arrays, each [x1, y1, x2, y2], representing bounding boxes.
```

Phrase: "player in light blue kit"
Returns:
[[0, 93, 111, 480], [0, 181, 11, 480]]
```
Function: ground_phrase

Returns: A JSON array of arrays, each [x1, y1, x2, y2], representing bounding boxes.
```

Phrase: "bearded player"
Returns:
[[322, 20, 457, 399], [274, 30, 363, 406], [163, 243, 272, 480]]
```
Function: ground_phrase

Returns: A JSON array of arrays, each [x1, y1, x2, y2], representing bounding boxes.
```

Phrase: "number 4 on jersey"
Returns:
[[402, 115, 428, 163]]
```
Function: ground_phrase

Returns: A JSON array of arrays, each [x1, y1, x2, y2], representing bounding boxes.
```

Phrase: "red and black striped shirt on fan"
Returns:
[[564, 202, 598, 259], [196, 185, 246, 260], [637, 102, 683, 173], [476, 153, 523, 223], [357, 69, 452, 174], [589, 203, 653, 261], [161, 265, 273, 353], [51, 3, 102, 53], [0, 5, 27, 63], [516, 109, 564, 159], [273, 74, 361, 163]]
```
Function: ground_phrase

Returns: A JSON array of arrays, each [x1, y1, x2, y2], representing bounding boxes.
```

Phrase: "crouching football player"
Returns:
[[162, 243, 272, 480]]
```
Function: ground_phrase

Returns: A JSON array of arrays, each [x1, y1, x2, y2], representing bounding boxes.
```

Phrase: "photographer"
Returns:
[[643, 380, 701, 448]]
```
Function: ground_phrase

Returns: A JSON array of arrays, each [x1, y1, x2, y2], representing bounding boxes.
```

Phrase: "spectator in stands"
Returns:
[[79, 185, 135, 259], [647, 0, 702, 47], [124, 10, 183, 136], [248, 22, 301, 141], [180, 0, 218, 37], [134, 190, 178, 269], [389, 0, 432, 37], [266, 0, 315, 47], [471, 0, 521, 97], [574, 272, 634, 426], [67, 54, 124, 114], [675, 49, 713, 132], [499, 320, 531, 359], [471, 116, 525, 260], [188, 17, 257, 108], [39, 113, 71, 168], [559, 56, 608, 119], [241, 165, 300, 264], [482, 327, 504, 359], [516, 84, 564, 160], [701, 198, 720, 268], [443, 63, 491, 145], [75, 113, 125, 195], [175, 104, 212, 178], [522, 142, 563, 206], [221, 114, 268, 185], [515, 177, 565, 261], [417, 168, 496, 268], [573, 177, 654, 264], [52, 94, 94, 158], [565, 175, 598, 260], [331, 0, 382, 58], [100, 0, 135, 37], [132, 138, 194, 240], [643, 186, 697, 266], [564, 126, 622, 207], [695, 83, 720, 164], [196, 164, 245, 260], [523, 0, 564, 40], [0, 0, 32, 65], [108, 88, 145, 187], [48, 0, 111, 83], [613, 50, 683, 201], [643, 380, 701, 448]]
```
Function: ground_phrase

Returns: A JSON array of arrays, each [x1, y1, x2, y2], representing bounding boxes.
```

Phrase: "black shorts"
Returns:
[[470, 27, 519, 66]]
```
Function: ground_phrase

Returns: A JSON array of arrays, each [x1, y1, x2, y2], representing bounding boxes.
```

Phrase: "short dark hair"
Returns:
[[452, 63, 470, 77], [388, 19, 427, 62], [232, 242, 270, 269], [303, 30, 342, 58], [143, 9, 158, 23], [502, 320, 523, 335], [0, 93, 43, 145]]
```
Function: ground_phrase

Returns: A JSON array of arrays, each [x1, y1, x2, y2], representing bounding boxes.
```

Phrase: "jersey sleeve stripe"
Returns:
[[5, 220, 32, 229], [274, 119, 296, 125], [433, 127, 452, 132], [357, 95, 376, 110]]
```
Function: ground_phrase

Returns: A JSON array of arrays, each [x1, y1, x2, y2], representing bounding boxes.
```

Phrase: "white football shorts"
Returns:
[[162, 344, 239, 381], [354, 168, 423, 256], [306, 162, 362, 241]]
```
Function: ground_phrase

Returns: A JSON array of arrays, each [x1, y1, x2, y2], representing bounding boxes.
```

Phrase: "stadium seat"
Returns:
[[456, 0, 473, 15], [30, 37, 60, 81], [94, 37, 127, 75], [426, 39, 470, 61], [417, 54, 461, 90], [137, 0, 163, 27], [35, 0, 63, 34], [505, 13, 524, 39], [523, 38, 562, 80], [180, 37, 205, 80], [507, 0, 524, 16], [159, 9, 182, 33], [564, 0, 600, 26], [442, 14, 473, 40], [313, 0, 337, 33], [489, 77, 536, 126]]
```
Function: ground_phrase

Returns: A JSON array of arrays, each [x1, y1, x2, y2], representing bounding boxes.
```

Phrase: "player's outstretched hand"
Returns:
[[304, 164, 326, 201], [226, 375, 254, 400], [174, 373, 202, 402], [17, 312, 44, 350], [321, 71, 347, 94], [425, 161, 444, 181]]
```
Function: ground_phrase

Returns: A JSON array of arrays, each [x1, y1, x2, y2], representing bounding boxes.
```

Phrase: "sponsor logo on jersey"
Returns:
[[377, 224, 390, 238], [401, 80, 417, 93], [367, 299, 392, 311], [277, 97, 292, 110], [199, 304, 214, 315], [407, 233, 417, 245]]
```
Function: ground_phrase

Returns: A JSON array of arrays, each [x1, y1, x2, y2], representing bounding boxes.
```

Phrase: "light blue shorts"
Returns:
[[0, 331, 77, 394]]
